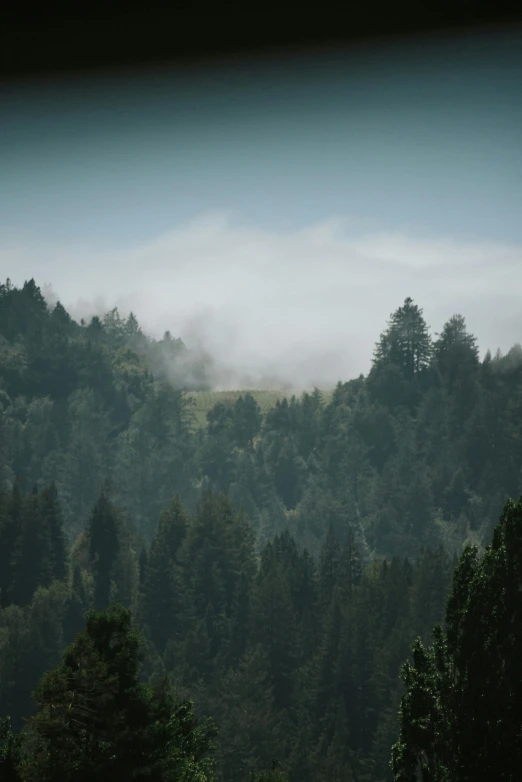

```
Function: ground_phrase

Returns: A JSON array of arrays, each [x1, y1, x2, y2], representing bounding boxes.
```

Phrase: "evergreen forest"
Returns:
[[1, 277, 522, 781]]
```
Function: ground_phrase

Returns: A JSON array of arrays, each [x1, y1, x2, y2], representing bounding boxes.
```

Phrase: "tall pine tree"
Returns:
[[87, 483, 121, 612]]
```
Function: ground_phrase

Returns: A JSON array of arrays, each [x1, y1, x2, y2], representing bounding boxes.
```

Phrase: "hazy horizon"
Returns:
[[2, 26, 522, 389]]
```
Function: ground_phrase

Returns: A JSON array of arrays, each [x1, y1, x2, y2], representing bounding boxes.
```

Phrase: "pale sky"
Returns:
[[1, 27, 521, 388]]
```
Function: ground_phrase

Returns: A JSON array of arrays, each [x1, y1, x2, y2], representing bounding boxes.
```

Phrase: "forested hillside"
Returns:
[[1, 277, 522, 781], [2, 278, 521, 554]]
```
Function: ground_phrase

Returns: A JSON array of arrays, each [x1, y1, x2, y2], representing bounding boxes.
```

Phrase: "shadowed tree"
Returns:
[[141, 497, 189, 653], [87, 483, 121, 612], [392, 497, 522, 782], [23, 604, 216, 782]]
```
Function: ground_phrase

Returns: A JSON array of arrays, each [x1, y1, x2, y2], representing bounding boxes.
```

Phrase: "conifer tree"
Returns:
[[227, 568, 252, 665], [392, 497, 522, 781], [313, 587, 343, 720], [141, 498, 189, 653], [373, 297, 432, 379], [250, 559, 298, 711], [0, 604, 33, 731], [338, 526, 362, 603], [317, 697, 355, 782], [87, 484, 121, 611], [38, 482, 67, 582], [11, 487, 54, 607], [433, 314, 479, 384], [233, 393, 262, 448], [0, 716, 23, 782], [0, 486, 20, 608], [63, 565, 89, 645], [23, 604, 216, 782], [319, 525, 341, 608]]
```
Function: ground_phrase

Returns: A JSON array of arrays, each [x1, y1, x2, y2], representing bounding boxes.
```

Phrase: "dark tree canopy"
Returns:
[[2, 277, 522, 782], [392, 497, 522, 782], [23, 604, 216, 782], [373, 297, 432, 379], [87, 484, 121, 612]]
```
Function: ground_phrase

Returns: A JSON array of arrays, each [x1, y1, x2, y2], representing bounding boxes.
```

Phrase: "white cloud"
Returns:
[[2, 212, 522, 388]]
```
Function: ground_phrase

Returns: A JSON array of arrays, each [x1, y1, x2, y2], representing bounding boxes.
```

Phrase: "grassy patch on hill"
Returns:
[[186, 388, 333, 428]]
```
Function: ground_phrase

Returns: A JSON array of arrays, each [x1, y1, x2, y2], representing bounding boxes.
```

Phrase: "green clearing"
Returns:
[[186, 388, 334, 427]]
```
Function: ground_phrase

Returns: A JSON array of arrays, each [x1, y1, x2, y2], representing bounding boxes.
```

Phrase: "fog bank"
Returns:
[[4, 213, 522, 389]]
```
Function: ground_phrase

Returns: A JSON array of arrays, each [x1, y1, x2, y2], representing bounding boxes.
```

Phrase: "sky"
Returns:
[[1, 26, 521, 388]]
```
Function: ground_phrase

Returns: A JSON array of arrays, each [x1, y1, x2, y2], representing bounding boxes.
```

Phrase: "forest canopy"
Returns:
[[1, 276, 522, 781]]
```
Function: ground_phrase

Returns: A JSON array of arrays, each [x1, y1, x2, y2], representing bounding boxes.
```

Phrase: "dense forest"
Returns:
[[1, 277, 522, 781]]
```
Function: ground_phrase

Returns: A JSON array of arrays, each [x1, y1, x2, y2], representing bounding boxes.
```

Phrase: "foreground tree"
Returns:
[[392, 496, 522, 781], [21, 604, 215, 782], [0, 717, 23, 782]]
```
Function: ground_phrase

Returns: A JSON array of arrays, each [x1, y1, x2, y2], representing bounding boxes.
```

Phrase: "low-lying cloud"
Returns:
[[3, 212, 522, 389]]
